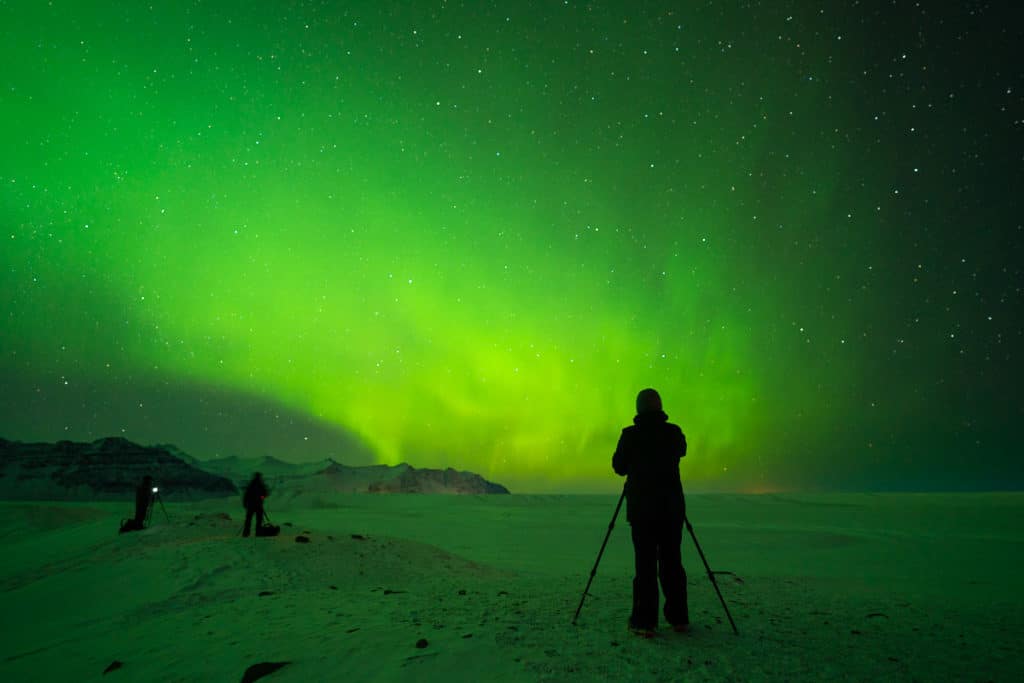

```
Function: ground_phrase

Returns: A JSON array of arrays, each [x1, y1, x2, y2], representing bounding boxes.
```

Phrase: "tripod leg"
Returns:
[[685, 518, 739, 635], [572, 487, 626, 625], [156, 493, 170, 523]]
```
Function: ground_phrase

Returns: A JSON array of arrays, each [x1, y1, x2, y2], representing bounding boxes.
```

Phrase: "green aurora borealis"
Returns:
[[2, 2, 1021, 492]]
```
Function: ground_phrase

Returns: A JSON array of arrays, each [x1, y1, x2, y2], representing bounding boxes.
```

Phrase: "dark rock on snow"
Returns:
[[240, 661, 290, 683]]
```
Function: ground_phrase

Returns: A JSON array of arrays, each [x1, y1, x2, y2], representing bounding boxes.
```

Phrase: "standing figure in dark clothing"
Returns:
[[242, 472, 269, 537], [134, 475, 155, 527], [612, 388, 689, 636], [120, 475, 155, 533]]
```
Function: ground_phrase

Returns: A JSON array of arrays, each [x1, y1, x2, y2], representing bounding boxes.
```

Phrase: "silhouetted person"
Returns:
[[134, 474, 155, 527], [612, 388, 689, 636], [242, 472, 269, 537], [120, 475, 154, 533]]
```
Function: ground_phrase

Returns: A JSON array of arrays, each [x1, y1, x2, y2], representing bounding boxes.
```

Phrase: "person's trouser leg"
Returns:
[[243, 508, 254, 536], [657, 521, 689, 626], [133, 500, 148, 527], [630, 523, 659, 629], [255, 507, 265, 534]]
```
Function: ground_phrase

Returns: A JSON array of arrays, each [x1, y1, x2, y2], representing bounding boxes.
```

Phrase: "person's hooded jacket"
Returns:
[[243, 474, 269, 511], [612, 391, 687, 525]]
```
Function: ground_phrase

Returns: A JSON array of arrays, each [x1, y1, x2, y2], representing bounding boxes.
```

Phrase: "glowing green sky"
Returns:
[[2, 1, 1021, 492]]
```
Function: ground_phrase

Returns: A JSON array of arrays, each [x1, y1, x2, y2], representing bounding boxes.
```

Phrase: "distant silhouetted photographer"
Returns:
[[119, 475, 154, 533], [242, 472, 278, 537], [612, 388, 690, 636]]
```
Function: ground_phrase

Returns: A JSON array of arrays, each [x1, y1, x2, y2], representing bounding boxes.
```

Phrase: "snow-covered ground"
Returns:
[[1, 493, 1021, 681]]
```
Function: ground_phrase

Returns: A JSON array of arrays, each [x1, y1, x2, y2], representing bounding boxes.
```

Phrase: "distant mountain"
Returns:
[[0, 437, 237, 501], [191, 454, 334, 482], [367, 464, 511, 494], [198, 455, 511, 498], [0, 437, 511, 502]]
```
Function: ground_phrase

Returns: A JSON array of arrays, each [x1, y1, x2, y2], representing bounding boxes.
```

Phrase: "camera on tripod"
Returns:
[[145, 482, 168, 526], [119, 476, 169, 533]]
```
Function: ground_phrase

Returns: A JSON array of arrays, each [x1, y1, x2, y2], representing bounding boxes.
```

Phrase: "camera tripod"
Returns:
[[145, 488, 170, 527], [572, 485, 739, 635]]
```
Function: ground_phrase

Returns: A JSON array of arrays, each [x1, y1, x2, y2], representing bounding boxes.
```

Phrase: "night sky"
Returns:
[[2, 1, 1021, 493]]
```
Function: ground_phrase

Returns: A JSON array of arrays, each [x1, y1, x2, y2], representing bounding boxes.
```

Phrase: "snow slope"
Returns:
[[1, 493, 1021, 681]]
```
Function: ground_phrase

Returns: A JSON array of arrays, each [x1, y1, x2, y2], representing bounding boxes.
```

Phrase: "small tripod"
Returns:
[[145, 488, 170, 527]]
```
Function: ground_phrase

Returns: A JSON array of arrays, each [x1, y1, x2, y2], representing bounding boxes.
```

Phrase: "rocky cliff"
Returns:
[[0, 437, 511, 501], [0, 437, 238, 501], [367, 465, 510, 494]]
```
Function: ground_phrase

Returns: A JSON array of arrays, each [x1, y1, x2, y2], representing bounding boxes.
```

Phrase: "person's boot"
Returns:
[[628, 618, 656, 638]]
